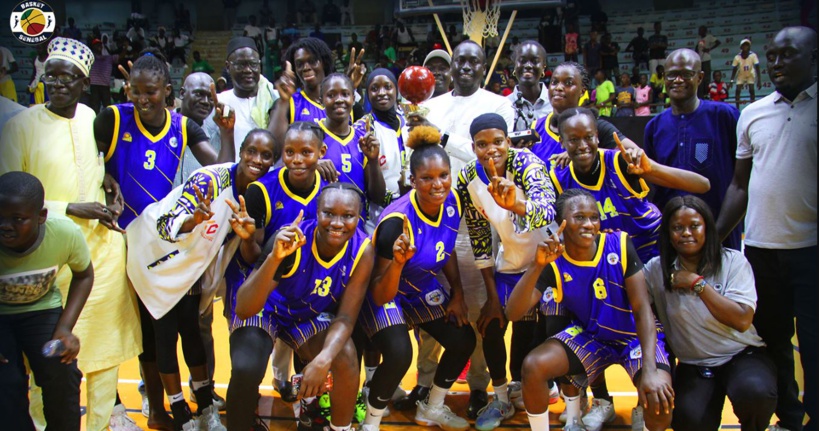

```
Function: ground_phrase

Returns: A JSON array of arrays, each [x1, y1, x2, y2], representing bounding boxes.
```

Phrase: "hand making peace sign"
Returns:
[[227, 195, 256, 240], [485, 157, 518, 211], [535, 220, 567, 267], [346, 47, 367, 90], [271, 210, 307, 261], [192, 181, 215, 226]]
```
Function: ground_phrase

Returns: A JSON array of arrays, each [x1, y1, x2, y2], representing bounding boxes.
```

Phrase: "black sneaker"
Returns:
[[277, 381, 299, 404], [297, 397, 330, 431], [393, 385, 430, 411], [251, 414, 269, 431], [466, 389, 488, 420]]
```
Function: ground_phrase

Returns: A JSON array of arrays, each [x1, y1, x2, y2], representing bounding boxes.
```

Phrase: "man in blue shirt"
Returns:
[[643, 48, 742, 250]]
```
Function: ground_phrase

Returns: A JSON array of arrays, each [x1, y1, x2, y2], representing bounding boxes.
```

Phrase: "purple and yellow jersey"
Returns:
[[549, 149, 662, 261], [289, 90, 326, 124], [249, 166, 326, 241], [530, 112, 562, 167], [541, 231, 637, 342], [263, 219, 371, 326], [374, 189, 461, 319], [104, 104, 188, 228], [319, 119, 369, 220]]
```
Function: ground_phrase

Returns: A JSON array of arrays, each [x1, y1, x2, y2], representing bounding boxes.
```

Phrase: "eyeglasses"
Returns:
[[41, 74, 83, 84], [229, 60, 261, 71], [665, 70, 699, 81]]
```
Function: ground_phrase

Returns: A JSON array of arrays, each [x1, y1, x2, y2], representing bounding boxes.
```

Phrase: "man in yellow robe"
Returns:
[[0, 37, 142, 431]]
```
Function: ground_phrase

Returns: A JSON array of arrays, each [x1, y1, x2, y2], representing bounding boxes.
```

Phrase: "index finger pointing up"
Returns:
[[486, 157, 498, 178], [210, 82, 219, 105], [292, 210, 304, 227], [402, 214, 411, 237], [613, 132, 632, 164], [555, 219, 567, 237]]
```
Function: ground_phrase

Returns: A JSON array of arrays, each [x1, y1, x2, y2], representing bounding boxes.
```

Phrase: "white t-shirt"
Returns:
[[732, 52, 759, 80], [644, 250, 764, 367], [365, 117, 408, 232], [697, 34, 717, 62], [0, 47, 15, 84], [735, 83, 817, 248], [421, 88, 514, 176], [212, 90, 259, 161], [244, 25, 262, 40]]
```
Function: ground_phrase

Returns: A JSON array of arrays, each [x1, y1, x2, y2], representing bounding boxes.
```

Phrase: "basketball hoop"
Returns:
[[460, 0, 501, 43]]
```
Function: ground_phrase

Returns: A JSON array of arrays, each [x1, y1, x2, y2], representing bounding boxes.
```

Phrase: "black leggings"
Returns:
[[510, 320, 538, 382], [226, 327, 273, 431], [367, 318, 476, 410], [151, 294, 207, 374], [137, 298, 156, 363], [481, 318, 509, 383]]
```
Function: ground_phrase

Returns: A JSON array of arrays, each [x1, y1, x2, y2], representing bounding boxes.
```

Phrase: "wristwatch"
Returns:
[[692, 279, 707, 295]]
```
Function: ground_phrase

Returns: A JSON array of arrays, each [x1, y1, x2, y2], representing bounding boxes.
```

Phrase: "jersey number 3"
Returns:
[[312, 276, 332, 297], [144, 150, 156, 170]]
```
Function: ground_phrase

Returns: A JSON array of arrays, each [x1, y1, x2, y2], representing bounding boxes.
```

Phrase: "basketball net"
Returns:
[[460, 0, 501, 46]]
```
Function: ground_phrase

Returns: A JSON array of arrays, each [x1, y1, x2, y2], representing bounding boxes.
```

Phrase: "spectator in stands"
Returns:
[[263, 16, 279, 52], [222, 0, 240, 31], [648, 21, 668, 81], [215, 76, 227, 92], [169, 28, 193, 65], [583, 30, 601, 81], [366, 25, 382, 60], [112, 39, 135, 103], [650, 64, 666, 111], [244, 15, 264, 55], [635, 73, 652, 116], [383, 39, 397, 67], [151, 26, 171, 57], [191, 51, 215, 74], [88, 39, 117, 114], [309, 24, 326, 42], [322, 0, 341, 25], [417, 40, 515, 421], [589, 9, 607, 33], [394, 21, 416, 49], [695, 26, 721, 99], [709, 70, 729, 102], [0, 94, 24, 130], [626, 27, 649, 72], [0, 46, 19, 102], [282, 22, 300, 41], [593, 68, 615, 117], [125, 21, 146, 50], [332, 42, 346, 73], [600, 33, 620, 84], [614, 72, 635, 117], [564, 23, 579, 62], [644, 48, 742, 251], [175, 4, 192, 33], [718, 26, 817, 431], [297, 0, 318, 25], [503, 77, 515, 97], [729, 39, 761, 109], [27, 43, 49, 105], [508, 40, 552, 131], [448, 24, 464, 47], [64, 17, 82, 41], [644, 195, 777, 431], [348, 33, 363, 57], [340, 0, 354, 25], [489, 80, 503, 95]]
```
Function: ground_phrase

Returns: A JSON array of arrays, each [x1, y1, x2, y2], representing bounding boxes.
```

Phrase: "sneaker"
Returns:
[[582, 398, 615, 431], [181, 418, 198, 431], [359, 384, 390, 418], [140, 391, 150, 418], [252, 415, 269, 431], [549, 381, 560, 405], [564, 418, 589, 431], [393, 385, 430, 411], [631, 406, 644, 431], [414, 400, 470, 431], [278, 380, 299, 404], [475, 399, 515, 431], [359, 425, 379, 431], [456, 359, 470, 383], [298, 397, 330, 431], [508, 381, 525, 411], [189, 382, 226, 411], [559, 392, 589, 423], [466, 389, 488, 420], [197, 405, 226, 431], [768, 426, 793, 431], [109, 404, 143, 431]]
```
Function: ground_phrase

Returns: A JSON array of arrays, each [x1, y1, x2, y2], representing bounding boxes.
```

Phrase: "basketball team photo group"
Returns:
[[0, 0, 815, 430]]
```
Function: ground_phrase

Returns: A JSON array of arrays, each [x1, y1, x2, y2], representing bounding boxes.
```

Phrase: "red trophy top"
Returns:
[[398, 66, 436, 106]]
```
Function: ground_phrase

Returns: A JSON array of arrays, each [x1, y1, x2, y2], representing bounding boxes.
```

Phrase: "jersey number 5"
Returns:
[[341, 154, 352, 173], [312, 276, 332, 297], [144, 150, 156, 170]]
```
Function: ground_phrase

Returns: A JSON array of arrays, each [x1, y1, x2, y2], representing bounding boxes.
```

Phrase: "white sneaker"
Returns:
[[181, 418, 198, 431], [140, 391, 149, 418], [109, 404, 143, 431], [549, 381, 560, 404], [197, 405, 227, 431], [582, 398, 615, 431], [559, 392, 589, 423], [358, 424, 379, 431], [508, 381, 525, 411], [414, 400, 470, 431], [631, 406, 644, 431]]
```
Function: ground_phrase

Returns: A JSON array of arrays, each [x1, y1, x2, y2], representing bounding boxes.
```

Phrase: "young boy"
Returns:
[[730, 39, 761, 108], [709, 70, 729, 102], [615, 73, 636, 117], [0, 172, 94, 431]]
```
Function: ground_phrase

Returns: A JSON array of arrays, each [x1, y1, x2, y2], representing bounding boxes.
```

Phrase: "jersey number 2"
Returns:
[[144, 150, 156, 170], [312, 276, 332, 297], [435, 241, 446, 262]]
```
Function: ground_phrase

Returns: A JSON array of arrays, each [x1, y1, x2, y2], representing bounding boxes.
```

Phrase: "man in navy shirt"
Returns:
[[643, 48, 742, 250]]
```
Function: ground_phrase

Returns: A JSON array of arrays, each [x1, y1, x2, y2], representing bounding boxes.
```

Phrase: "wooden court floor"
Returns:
[[79, 300, 803, 430]]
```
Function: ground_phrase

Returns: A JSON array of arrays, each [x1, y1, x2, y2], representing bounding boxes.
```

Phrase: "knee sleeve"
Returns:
[[137, 299, 157, 363], [510, 320, 537, 382], [177, 295, 207, 369], [368, 325, 412, 409], [481, 320, 508, 382], [421, 319, 476, 387]]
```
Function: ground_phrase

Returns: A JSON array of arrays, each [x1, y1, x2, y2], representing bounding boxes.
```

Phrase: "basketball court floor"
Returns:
[[72, 300, 804, 430]]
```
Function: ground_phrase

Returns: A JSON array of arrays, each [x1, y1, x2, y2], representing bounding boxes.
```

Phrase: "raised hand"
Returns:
[[211, 82, 235, 130], [117, 61, 134, 101], [227, 195, 256, 240], [485, 157, 518, 211], [192, 181, 215, 226], [359, 131, 381, 162], [271, 210, 306, 260], [615, 132, 651, 175], [549, 151, 572, 169], [535, 220, 566, 267], [393, 215, 416, 265], [274, 61, 298, 102], [346, 47, 367, 89]]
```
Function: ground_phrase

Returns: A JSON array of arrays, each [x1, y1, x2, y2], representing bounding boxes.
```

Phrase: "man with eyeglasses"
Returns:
[[643, 48, 742, 250], [208, 36, 279, 160], [0, 36, 142, 431]]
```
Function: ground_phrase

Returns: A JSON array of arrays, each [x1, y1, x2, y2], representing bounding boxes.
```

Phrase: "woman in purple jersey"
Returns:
[[507, 189, 673, 431]]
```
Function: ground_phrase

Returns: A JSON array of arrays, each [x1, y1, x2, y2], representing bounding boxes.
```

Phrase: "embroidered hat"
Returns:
[[46, 37, 94, 77]]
